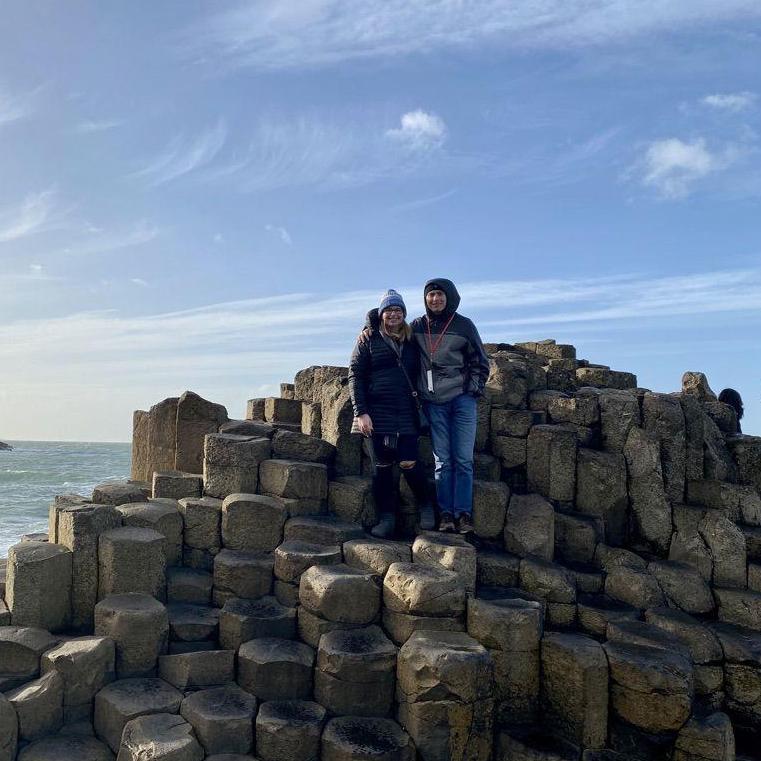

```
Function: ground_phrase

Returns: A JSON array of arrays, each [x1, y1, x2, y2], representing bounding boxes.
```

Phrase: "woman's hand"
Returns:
[[356, 413, 373, 436]]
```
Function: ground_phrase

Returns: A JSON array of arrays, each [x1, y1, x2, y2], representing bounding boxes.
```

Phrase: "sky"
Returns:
[[1, 1, 760, 442]]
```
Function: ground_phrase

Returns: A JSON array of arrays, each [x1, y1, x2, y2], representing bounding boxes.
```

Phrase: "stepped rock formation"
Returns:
[[1, 338, 760, 760]]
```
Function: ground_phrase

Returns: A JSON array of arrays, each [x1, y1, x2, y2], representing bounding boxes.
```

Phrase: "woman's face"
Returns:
[[425, 289, 447, 314], [381, 306, 404, 331]]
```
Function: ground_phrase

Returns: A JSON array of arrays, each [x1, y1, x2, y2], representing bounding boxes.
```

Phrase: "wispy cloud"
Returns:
[[391, 188, 457, 213], [265, 224, 292, 245], [52, 219, 160, 257], [133, 120, 227, 186], [702, 91, 757, 112], [74, 118, 123, 134], [0, 85, 34, 126], [182, 1, 761, 70], [130, 278, 149, 287], [0, 191, 62, 244], [632, 137, 741, 199]]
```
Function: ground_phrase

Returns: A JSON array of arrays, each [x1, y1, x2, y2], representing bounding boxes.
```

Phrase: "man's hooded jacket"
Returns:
[[366, 278, 490, 405]]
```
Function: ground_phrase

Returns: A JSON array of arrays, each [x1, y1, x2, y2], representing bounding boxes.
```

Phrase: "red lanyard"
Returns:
[[425, 313, 455, 358]]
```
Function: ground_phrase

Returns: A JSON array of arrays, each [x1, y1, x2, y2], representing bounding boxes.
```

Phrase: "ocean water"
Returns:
[[0, 440, 131, 557]]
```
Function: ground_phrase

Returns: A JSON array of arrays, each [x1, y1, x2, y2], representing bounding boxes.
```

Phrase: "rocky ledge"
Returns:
[[0, 441, 12, 450]]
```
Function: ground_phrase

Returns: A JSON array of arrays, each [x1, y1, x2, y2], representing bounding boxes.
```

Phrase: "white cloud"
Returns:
[[74, 118, 123, 134], [182, 1, 761, 70], [51, 220, 159, 257], [265, 224, 293, 246], [702, 91, 757, 112], [0, 191, 60, 244], [29, 264, 43, 272], [386, 110, 447, 150], [636, 137, 739, 199], [132, 120, 227, 186], [130, 278, 149, 287]]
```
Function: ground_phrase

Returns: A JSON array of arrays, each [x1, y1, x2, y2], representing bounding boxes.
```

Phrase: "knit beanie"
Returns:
[[378, 289, 406, 317]]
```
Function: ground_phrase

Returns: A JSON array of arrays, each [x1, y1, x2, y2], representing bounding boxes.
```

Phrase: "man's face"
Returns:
[[426, 289, 447, 315]]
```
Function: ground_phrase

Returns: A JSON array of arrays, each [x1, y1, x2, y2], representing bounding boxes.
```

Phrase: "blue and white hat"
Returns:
[[378, 289, 406, 317]]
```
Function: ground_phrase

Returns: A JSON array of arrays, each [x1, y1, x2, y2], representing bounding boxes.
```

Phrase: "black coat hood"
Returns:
[[424, 278, 460, 319]]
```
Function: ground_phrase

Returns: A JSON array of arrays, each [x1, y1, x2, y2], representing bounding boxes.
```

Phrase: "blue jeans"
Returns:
[[424, 393, 478, 516]]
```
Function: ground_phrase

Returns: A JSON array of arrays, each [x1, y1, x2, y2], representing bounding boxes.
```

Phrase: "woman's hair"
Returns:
[[718, 388, 744, 420], [379, 314, 412, 341]]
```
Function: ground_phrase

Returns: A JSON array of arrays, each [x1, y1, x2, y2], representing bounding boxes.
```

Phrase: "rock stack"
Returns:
[[1, 341, 759, 761]]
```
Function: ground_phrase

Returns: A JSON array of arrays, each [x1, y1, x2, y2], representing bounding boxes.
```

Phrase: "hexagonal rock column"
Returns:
[[603, 641, 694, 735], [174, 390, 228, 475], [412, 533, 477, 593], [16, 735, 113, 761], [98, 526, 166, 601], [527, 424, 577, 504], [219, 596, 297, 650], [167, 567, 212, 605], [255, 699, 327, 761], [328, 475, 376, 528], [674, 711, 735, 761], [237, 637, 315, 700], [541, 632, 608, 751], [40, 636, 115, 722], [6, 541, 72, 631], [504, 493, 555, 560], [298, 564, 381, 647], [92, 480, 151, 506], [180, 684, 256, 756], [0, 693, 17, 761], [152, 471, 203, 502], [178, 496, 223, 570], [158, 650, 235, 691], [273, 429, 336, 464], [396, 631, 494, 761], [204, 433, 272, 499], [321, 716, 415, 761], [57, 503, 122, 632], [343, 538, 411, 577], [467, 596, 543, 726], [315, 625, 397, 717], [575, 448, 628, 546], [274, 539, 342, 607], [118, 713, 204, 761], [5, 671, 64, 743], [213, 548, 274, 606], [117, 501, 183, 567], [94, 677, 183, 752], [624, 426, 673, 555], [94, 593, 168, 678], [221, 493, 286, 552], [260, 459, 328, 501], [284, 515, 364, 545], [0, 626, 58, 691], [645, 608, 724, 700], [472, 480, 510, 539], [382, 562, 467, 645]]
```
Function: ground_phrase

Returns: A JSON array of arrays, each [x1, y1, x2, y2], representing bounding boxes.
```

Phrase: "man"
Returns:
[[410, 279, 490, 533], [362, 279, 489, 534]]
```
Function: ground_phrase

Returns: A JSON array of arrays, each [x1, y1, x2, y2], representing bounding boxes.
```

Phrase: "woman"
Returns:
[[349, 289, 434, 538]]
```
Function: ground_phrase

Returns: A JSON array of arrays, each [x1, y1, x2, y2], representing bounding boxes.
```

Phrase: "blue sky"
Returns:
[[1, 1, 760, 441]]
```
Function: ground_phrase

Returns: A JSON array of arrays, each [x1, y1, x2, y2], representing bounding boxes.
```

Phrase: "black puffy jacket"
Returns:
[[349, 331, 420, 435], [366, 279, 490, 405]]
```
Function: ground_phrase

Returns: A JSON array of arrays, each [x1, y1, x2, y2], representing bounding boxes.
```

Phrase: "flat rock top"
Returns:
[[319, 625, 396, 657], [117, 502, 180, 521], [96, 592, 166, 614], [257, 698, 326, 725], [182, 684, 256, 718], [100, 526, 164, 543], [323, 716, 412, 755], [0, 626, 59, 653], [401, 630, 487, 659], [17, 735, 113, 761], [222, 596, 292, 619], [238, 637, 314, 664], [9, 541, 69, 562], [97, 677, 182, 707]]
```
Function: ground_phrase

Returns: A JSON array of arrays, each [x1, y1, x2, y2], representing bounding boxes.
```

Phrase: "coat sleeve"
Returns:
[[348, 338, 372, 417], [464, 319, 490, 396], [364, 308, 380, 331]]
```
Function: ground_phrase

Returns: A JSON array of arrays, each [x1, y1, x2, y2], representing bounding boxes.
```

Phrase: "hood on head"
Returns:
[[424, 278, 460, 318]]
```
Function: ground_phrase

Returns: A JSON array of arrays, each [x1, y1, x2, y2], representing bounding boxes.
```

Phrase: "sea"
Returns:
[[0, 440, 131, 558]]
